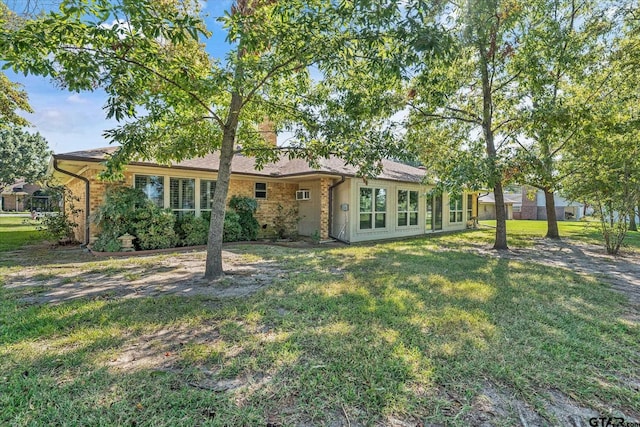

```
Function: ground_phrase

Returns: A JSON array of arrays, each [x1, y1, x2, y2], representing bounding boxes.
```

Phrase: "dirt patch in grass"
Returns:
[[5, 249, 288, 304]]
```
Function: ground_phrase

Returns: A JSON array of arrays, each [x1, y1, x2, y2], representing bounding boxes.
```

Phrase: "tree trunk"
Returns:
[[493, 181, 509, 249], [479, 40, 508, 250], [544, 189, 560, 239], [204, 92, 242, 279], [629, 204, 638, 231]]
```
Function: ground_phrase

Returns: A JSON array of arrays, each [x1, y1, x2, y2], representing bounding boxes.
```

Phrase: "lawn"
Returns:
[[479, 219, 640, 250], [0, 215, 46, 252], [0, 223, 638, 425]]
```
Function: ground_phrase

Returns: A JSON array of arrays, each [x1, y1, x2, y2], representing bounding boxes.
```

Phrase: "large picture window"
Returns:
[[398, 190, 419, 226], [134, 175, 164, 208], [360, 187, 386, 229], [200, 180, 217, 212], [170, 178, 195, 218], [449, 194, 463, 223]]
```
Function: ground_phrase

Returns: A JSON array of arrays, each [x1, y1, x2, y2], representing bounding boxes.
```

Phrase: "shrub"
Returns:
[[92, 186, 176, 251], [37, 188, 79, 242], [176, 214, 209, 246], [228, 196, 259, 241], [223, 211, 243, 242], [133, 208, 177, 250]]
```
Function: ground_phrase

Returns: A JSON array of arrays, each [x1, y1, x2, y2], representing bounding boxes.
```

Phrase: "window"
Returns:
[[398, 190, 419, 227], [467, 194, 473, 220], [170, 178, 195, 218], [513, 204, 522, 213], [296, 190, 310, 200], [200, 180, 217, 211], [135, 175, 164, 207], [255, 182, 267, 199], [359, 187, 386, 229], [449, 194, 463, 223]]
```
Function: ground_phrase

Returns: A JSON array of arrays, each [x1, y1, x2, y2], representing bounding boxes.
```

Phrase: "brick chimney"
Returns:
[[258, 118, 277, 146]]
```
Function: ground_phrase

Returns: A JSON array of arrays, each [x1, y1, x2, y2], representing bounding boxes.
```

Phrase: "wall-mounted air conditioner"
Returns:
[[296, 190, 310, 200]]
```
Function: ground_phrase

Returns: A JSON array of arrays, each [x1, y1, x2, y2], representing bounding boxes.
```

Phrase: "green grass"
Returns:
[[478, 219, 640, 250], [0, 231, 638, 426], [0, 216, 46, 252]]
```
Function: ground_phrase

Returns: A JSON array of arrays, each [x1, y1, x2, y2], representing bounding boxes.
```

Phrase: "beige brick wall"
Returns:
[[229, 178, 299, 238], [319, 178, 331, 239], [67, 171, 301, 243]]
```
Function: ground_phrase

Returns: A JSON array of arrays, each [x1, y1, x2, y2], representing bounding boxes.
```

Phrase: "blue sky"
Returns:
[[7, 0, 233, 154]]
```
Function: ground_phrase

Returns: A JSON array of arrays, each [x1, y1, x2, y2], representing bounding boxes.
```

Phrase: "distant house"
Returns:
[[50, 147, 479, 245], [513, 186, 585, 220], [478, 192, 522, 220], [0, 180, 43, 212]]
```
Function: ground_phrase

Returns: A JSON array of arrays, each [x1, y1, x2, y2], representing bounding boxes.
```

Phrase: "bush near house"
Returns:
[[91, 188, 258, 251]]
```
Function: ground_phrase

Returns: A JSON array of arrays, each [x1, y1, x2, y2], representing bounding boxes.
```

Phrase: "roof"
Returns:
[[479, 192, 522, 205], [54, 147, 426, 183], [1, 179, 30, 195]]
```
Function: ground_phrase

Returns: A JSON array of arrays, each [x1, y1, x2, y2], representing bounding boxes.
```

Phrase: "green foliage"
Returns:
[[134, 208, 177, 250], [222, 211, 242, 243], [37, 188, 79, 242], [175, 214, 208, 246], [228, 196, 259, 241], [0, 127, 50, 188], [92, 186, 176, 251]]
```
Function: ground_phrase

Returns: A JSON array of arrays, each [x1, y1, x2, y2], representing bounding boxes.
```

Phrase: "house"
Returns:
[[0, 180, 43, 212], [50, 148, 478, 245], [513, 186, 585, 220], [478, 192, 522, 220]]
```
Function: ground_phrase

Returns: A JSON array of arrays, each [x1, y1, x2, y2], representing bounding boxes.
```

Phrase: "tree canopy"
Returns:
[[0, 126, 51, 188]]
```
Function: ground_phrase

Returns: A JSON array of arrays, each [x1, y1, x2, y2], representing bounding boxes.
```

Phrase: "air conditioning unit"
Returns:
[[296, 190, 310, 200]]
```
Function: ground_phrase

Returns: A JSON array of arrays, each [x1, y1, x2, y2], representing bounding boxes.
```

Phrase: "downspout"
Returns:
[[53, 158, 90, 246], [328, 176, 348, 244]]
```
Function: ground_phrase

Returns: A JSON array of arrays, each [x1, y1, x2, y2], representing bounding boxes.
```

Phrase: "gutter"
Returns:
[[328, 176, 349, 244], [53, 158, 90, 246]]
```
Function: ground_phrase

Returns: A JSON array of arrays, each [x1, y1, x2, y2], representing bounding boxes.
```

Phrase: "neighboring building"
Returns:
[[0, 180, 42, 211], [50, 147, 478, 245], [478, 192, 522, 220], [514, 186, 585, 220]]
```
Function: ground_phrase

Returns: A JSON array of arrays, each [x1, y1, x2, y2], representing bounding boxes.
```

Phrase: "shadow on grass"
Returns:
[[1, 242, 638, 425]]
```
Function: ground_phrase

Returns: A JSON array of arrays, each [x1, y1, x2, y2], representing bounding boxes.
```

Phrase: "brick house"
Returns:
[[50, 148, 478, 245], [513, 186, 585, 221], [0, 180, 42, 211]]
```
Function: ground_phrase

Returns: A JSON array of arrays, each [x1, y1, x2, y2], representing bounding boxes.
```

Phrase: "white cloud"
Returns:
[[66, 94, 87, 104]]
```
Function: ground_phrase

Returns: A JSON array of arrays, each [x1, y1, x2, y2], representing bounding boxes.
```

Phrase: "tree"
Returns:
[[510, 0, 618, 239], [0, 4, 32, 127], [0, 127, 51, 189], [405, 0, 527, 250], [1, 0, 408, 279], [563, 24, 640, 254]]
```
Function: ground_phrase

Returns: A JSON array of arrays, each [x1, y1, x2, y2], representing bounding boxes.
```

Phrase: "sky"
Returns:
[[5, 0, 233, 154]]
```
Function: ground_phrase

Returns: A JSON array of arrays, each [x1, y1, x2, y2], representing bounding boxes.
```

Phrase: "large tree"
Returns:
[[405, 0, 528, 250], [510, 0, 619, 239], [0, 127, 51, 188], [1, 0, 409, 279]]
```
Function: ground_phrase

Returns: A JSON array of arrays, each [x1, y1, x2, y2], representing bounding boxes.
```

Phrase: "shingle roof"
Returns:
[[479, 192, 522, 204], [54, 147, 426, 183]]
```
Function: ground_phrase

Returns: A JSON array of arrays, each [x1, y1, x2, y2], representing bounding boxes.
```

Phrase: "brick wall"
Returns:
[[67, 171, 301, 243]]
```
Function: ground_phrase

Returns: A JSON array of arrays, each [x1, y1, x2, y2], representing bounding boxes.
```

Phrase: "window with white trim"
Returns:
[[255, 182, 267, 199], [134, 175, 164, 208], [170, 178, 195, 218], [449, 194, 463, 223], [397, 189, 419, 226], [200, 179, 217, 212], [467, 194, 474, 220], [359, 187, 386, 229]]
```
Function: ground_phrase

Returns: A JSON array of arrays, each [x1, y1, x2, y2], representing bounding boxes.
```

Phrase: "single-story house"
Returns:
[[514, 186, 585, 220], [50, 147, 478, 245], [478, 192, 522, 220], [0, 180, 43, 211]]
